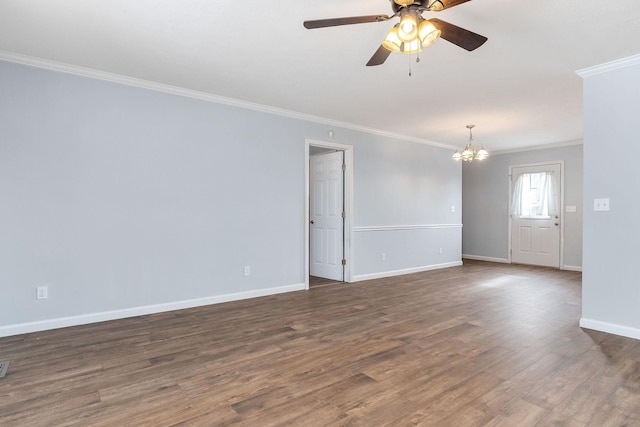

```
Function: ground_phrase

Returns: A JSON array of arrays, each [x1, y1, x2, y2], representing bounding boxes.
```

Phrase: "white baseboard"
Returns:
[[580, 318, 640, 341], [462, 255, 582, 272], [462, 254, 510, 264], [352, 261, 462, 282], [0, 283, 306, 338]]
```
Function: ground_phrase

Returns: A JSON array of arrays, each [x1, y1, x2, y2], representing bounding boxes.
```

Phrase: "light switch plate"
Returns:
[[565, 205, 577, 213], [36, 285, 48, 300]]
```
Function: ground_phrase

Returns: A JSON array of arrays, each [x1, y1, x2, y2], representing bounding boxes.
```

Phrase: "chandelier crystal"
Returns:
[[452, 125, 489, 162]]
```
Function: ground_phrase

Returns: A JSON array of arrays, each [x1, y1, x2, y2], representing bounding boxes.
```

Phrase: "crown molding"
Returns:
[[492, 139, 582, 155], [576, 53, 640, 78], [0, 50, 452, 150]]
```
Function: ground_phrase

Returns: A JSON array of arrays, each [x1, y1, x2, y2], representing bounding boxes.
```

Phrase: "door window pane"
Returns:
[[512, 172, 557, 218]]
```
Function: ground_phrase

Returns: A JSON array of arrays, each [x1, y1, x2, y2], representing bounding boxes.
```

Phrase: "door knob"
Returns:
[[310, 220, 314, 224], [554, 223, 559, 226]]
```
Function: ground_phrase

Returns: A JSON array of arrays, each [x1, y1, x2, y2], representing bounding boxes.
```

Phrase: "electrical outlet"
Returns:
[[439, 248, 443, 254], [243, 265, 251, 276], [381, 252, 386, 261], [36, 285, 48, 300], [450, 206, 456, 213], [594, 198, 610, 211]]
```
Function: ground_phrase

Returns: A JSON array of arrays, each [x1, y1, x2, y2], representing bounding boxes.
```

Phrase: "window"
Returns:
[[511, 172, 557, 218]]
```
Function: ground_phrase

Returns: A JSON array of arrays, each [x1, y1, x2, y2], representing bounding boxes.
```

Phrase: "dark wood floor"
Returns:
[[1, 261, 640, 426], [309, 275, 342, 288]]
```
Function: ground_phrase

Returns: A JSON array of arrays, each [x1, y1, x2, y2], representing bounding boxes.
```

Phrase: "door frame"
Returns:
[[508, 160, 565, 268], [305, 139, 354, 289]]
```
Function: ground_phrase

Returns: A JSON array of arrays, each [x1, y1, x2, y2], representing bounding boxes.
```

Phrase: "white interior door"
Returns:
[[309, 151, 344, 280], [511, 163, 561, 268]]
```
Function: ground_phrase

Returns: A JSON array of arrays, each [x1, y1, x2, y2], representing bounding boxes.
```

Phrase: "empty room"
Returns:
[[2, 1, 640, 425]]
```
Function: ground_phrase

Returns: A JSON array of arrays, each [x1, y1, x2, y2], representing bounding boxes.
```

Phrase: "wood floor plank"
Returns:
[[389, 370, 505, 426], [1, 261, 640, 425], [587, 403, 640, 427], [534, 411, 586, 427], [554, 353, 622, 423], [484, 398, 549, 426], [523, 345, 611, 410]]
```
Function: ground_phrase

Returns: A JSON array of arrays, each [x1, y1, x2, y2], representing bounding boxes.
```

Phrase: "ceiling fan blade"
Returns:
[[426, 0, 472, 11], [366, 45, 392, 67], [304, 15, 389, 29], [429, 18, 487, 51]]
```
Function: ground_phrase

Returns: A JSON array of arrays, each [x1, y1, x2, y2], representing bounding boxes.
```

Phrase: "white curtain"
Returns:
[[511, 175, 525, 216], [511, 171, 558, 217], [542, 172, 558, 217]]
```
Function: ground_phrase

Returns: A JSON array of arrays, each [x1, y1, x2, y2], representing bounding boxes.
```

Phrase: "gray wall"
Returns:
[[0, 60, 461, 335], [353, 137, 462, 278], [581, 58, 640, 338], [462, 144, 583, 269]]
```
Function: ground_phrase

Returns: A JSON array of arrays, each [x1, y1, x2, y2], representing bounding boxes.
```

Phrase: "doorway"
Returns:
[[310, 150, 344, 281], [305, 139, 353, 289], [509, 162, 563, 268]]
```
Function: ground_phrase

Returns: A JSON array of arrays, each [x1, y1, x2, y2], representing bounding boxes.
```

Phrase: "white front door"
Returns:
[[309, 151, 344, 281], [510, 163, 561, 268]]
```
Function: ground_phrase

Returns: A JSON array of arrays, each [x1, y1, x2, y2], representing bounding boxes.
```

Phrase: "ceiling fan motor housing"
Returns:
[[392, 0, 445, 13]]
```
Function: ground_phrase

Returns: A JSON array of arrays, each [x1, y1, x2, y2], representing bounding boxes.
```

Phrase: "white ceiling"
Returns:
[[1, 0, 640, 151]]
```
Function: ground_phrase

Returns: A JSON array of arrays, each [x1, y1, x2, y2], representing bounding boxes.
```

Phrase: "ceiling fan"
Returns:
[[303, 0, 487, 66]]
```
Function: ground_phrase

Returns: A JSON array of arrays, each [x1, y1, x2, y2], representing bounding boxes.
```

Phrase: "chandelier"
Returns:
[[452, 125, 489, 162]]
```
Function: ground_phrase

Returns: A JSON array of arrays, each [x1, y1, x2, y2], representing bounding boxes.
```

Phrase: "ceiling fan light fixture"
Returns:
[[401, 38, 422, 54], [382, 25, 402, 52], [418, 19, 441, 47], [426, 0, 444, 11], [394, 0, 415, 6], [398, 10, 419, 42]]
